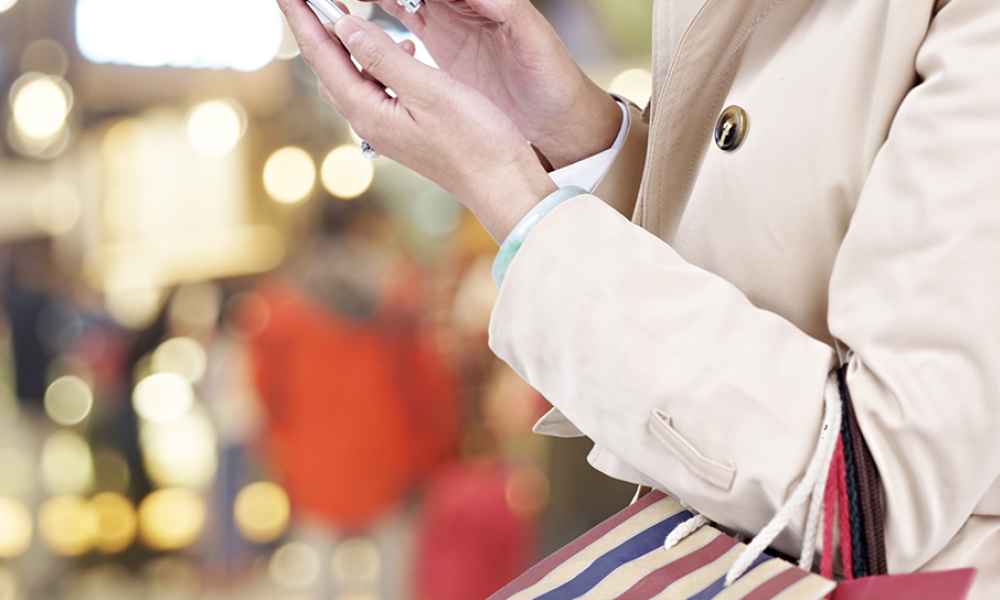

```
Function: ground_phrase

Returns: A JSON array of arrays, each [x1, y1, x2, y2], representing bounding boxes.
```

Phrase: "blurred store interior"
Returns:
[[0, 1, 652, 598]]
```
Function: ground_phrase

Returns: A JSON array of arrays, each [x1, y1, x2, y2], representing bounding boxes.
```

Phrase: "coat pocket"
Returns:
[[648, 408, 736, 491]]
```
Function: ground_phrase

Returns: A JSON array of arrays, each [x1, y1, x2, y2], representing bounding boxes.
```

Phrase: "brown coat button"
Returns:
[[714, 105, 749, 151]]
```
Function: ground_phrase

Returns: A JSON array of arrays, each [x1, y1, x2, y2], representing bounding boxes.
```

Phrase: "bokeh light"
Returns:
[[20, 39, 69, 77], [609, 68, 653, 107], [41, 431, 95, 495], [91, 493, 138, 554], [152, 337, 207, 383], [0, 0, 18, 14], [234, 482, 291, 544], [140, 409, 218, 489], [321, 145, 374, 200], [75, 0, 284, 71], [263, 146, 316, 204], [132, 372, 195, 424], [138, 489, 206, 551], [43, 376, 94, 426], [187, 100, 246, 158], [0, 499, 32, 558], [39, 496, 99, 556], [10, 73, 72, 141], [331, 537, 381, 586], [269, 542, 320, 591]]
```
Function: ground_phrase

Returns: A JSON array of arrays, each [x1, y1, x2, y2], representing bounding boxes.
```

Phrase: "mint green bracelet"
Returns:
[[492, 186, 587, 286]]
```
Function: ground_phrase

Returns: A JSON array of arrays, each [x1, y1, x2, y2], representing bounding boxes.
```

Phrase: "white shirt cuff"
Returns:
[[549, 100, 631, 192]]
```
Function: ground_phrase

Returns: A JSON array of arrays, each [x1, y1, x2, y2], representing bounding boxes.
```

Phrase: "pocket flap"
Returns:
[[648, 409, 736, 491]]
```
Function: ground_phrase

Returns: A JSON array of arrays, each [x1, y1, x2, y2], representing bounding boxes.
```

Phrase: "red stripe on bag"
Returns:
[[742, 568, 811, 600], [616, 535, 736, 600], [488, 491, 667, 599]]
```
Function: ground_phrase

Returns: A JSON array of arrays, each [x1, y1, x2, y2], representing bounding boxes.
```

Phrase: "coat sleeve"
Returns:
[[488, 0, 1000, 572]]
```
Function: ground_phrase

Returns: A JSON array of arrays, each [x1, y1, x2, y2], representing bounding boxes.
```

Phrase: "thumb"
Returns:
[[333, 16, 441, 105]]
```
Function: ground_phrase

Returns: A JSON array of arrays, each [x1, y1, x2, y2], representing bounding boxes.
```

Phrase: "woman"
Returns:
[[277, 0, 1000, 597]]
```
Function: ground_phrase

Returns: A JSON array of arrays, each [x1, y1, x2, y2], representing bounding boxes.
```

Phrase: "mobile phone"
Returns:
[[307, 0, 424, 23], [306, 0, 348, 24]]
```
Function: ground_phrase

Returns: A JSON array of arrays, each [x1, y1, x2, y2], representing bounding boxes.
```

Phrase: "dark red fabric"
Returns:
[[831, 569, 976, 600], [245, 282, 459, 531], [414, 463, 537, 600]]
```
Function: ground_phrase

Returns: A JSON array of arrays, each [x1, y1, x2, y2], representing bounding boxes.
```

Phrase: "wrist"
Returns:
[[467, 154, 558, 242], [531, 85, 622, 170]]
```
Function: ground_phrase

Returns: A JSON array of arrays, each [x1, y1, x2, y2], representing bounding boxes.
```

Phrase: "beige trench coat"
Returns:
[[488, 0, 1000, 597]]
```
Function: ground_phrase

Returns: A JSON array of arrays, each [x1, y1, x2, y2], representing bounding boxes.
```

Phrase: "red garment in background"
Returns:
[[244, 282, 459, 532], [414, 463, 537, 600]]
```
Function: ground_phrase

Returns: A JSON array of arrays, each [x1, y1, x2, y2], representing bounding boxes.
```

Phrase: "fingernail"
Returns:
[[334, 16, 365, 42]]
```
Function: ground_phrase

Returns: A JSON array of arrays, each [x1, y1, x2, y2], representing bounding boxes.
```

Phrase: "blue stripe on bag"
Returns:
[[537, 510, 694, 600], [687, 553, 774, 600]]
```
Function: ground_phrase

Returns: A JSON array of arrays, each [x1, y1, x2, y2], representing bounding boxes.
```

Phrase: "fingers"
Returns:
[[278, 0, 387, 115], [332, 16, 442, 107]]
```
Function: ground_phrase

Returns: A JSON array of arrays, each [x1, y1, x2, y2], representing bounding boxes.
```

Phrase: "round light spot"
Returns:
[[152, 337, 207, 383], [187, 99, 245, 158], [331, 537, 380, 585], [44, 376, 93, 426], [133, 373, 195, 424], [11, 73, 72, 141], [138, 489, 205, 551], [269, 542, 320, 590], [0, 498, 32, 558], [263, 146, 315, 204], [321, 145, 374, 200], [41, 431, 95, 495], [90, 493, 138, 554], [234, 482, 291, 544], [39, 496, 99, 556], [0, 0, 19, 14]]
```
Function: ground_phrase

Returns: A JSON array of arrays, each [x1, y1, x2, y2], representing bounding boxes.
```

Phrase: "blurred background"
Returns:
[[0, 1, 653, 598]]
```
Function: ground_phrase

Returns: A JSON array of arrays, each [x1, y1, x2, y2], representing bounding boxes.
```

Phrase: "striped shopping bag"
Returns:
[[488, 491, 835, 600]]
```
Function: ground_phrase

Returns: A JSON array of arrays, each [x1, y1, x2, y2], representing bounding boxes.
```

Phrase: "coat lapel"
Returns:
[[637, 0, 790, 239]]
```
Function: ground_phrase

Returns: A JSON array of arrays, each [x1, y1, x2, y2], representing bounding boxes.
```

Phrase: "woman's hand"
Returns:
[[278, 0, 557, 240], [361, 0, 622, 169]]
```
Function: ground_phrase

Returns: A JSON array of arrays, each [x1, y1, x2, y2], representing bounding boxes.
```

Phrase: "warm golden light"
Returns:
[[39, 496, 99, 556], [41, 430, 95, 495], [91, 493, 138, 554], [263, 146, 315, 204], [187, 100, 245, 158], [609, 68, 653, 107], [11, 73, 72, 140], [140, 410, 218, 489], [269, 542, 321, 590], [0, 498, 32, 558], [321, 145, 374, 200], [234, 482, 291, 544], [138, 489, 206, 551], [133, 372, 195, 424], [44, 375, 94, 426], [331, 537, 381, 585], [152, 337, 207, 383]]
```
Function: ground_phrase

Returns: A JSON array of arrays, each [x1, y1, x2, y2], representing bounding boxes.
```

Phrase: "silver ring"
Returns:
[[360, 140, 379, 160]]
